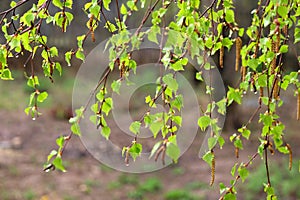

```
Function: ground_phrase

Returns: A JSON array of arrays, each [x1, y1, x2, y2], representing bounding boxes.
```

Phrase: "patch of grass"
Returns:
[[184, 181, 208, 190], [23, 189, 36, 200], [126, 177, 162, 199], [0, 189, 11, 200], [107, 181, 122, 190], [63, 195, 78, 200], [127, 190, 144, 200], [172, 167, 185, 175], [8, 165, 20, 176], [241, 159, 300, 200], [164, 189, 199, 200], [139, 177, 162, 193], [118, 174, 139, 185]]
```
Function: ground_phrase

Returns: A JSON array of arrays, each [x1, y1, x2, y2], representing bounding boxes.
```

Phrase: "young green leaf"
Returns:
[[166, 142, 180, 163], [129, 121, 141, 135], [129, 143, 142, 161], [198, 116, 211, 131]]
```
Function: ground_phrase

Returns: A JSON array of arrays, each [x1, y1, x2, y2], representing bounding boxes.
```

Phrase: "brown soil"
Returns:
[[0, 101, 299, 200]]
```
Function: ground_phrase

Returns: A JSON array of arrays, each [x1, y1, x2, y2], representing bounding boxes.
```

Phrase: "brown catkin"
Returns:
[[91, 30, 95, 42], [241, 66, 246, 82], [273, 79, 279, 99], [219, 46, 224, 68], [286, 143, 292, 170], [259, 87, 264, 105], [271, 40, 277, 74], [268, 142, 274, 155], [283, 25, 288, 36], [235, 147, 239, 158], [297, 91, 300, 120], [235, 37, 242, 72], [210, 151, 215, 186]]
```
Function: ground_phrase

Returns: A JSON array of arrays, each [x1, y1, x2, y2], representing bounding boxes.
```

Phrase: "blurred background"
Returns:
[[0, 0, 299, 199]]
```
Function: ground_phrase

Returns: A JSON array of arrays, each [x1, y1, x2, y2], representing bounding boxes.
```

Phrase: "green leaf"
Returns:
[[208, 137, 218, 150], [225, 9, 235, 23], [172, 116, 182, 126], [216, 98, 226, 115], [238, 165, 249, 182], [65, 51, 72, 66], [37, 91, 48, 102], [234, 138, 243, 149], [166, 142, 180, 163], [90, 102, 99, 113], [120, 4, 127, 15], [52, 157, 66, 172], [56, 136, 65, 148], [150, 121, 163, 138], [47, 150, 57, 162], [223, 193, 236, 200], [1, 68, 14, 80], [52, 0, 63, 9], [218, 136, 225, 149], [75, 49, 85, 61], [111, 80, 121, 94], [148, 25, 160, 44], [227, 87, 242, 105], [10, 1, 17, 7], [277, 6, 288, 18], [102, 97, 113, 115], [71, 123, 81, 136], [129, 121, 141, 135], [279, 45, 288, 53], [103, 0, 111, 10], [198, 116, 211, 131], [222, 38, 233, 49], [247, 58, 259, 70], [129, 143, 142, 161], [257, 74, 267, 87], [149, 141, 162, 158], [65, 0, 73, 8], [21, 12, 35, 26], [27, 76, 39, 88], [231, 163, 238, 177], [163, 74, 178, 91], [170, 95, 183, 111], [195, 72, 203, 81], [90, 4, 100, 16], [101, 126, 111, 140], [202, 151, 213, 167]]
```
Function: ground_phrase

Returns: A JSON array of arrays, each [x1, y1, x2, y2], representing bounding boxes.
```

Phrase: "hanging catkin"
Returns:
[[235, 37, 242, 71], [219, 46, 224, 68], [210, 150, 215, 186]]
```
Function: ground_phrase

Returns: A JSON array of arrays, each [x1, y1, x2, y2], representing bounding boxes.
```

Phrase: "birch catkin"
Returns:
[[210, 151, 215, 186], [219, 46, 224, 68], [235, 37, 242, 72], [241, 66, 246, 82]]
